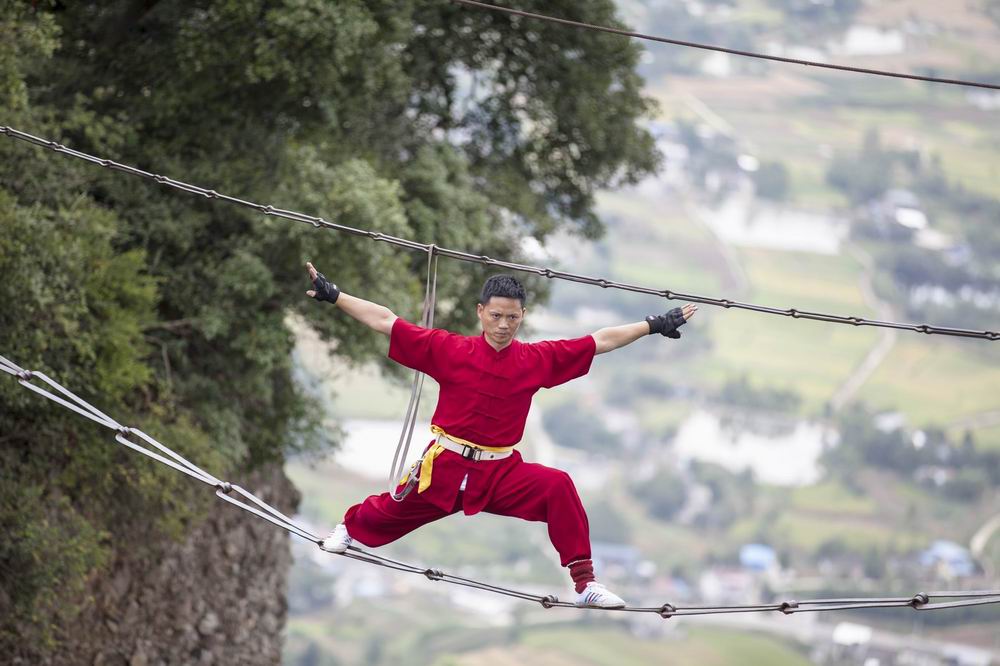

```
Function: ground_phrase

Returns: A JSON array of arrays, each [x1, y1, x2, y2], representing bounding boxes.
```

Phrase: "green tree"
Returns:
[[826, 128, 893, 204], [753, 161, 790, 201], [632, 468, 687, 521]]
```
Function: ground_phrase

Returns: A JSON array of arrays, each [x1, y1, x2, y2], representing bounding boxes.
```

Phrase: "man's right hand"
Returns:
[[305, 261, 340, 304]]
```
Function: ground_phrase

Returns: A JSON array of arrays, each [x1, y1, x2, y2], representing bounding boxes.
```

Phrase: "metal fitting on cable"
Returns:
[[779, 600, 799, 615], [910, 593, 929, 608], [539, 595, 558, 609], [217, 481, 233, 494], [16, 370, 33, 381], [423, 568, 443, 581], [117, 426, 130, 436], [658, 603, 676, 619]]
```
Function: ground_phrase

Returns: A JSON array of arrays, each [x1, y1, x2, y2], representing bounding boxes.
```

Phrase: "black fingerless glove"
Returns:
[[646, 307, 687, 339], [312, 272, 340, 304]]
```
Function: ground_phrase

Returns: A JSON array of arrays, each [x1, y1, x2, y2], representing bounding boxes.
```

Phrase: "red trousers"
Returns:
[[343, 457, 591, 567]]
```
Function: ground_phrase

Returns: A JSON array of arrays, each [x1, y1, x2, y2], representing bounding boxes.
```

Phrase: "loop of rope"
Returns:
[[387, 246, 441, 502], [4, 353, 999, 616], [1, 126, 996, 341]]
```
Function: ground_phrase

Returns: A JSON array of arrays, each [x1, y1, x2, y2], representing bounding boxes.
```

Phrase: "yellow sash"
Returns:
[[401, 425, 515, 494]]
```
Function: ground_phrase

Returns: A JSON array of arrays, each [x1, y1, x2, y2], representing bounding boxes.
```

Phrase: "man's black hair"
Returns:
[[479, 274, 527, 307]]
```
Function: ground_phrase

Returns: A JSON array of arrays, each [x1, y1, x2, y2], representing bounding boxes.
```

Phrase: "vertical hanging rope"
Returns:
[[387, 245, 440, 501]]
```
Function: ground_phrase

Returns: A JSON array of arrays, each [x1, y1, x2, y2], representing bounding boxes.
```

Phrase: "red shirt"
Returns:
[[387, 318, 596, 513]]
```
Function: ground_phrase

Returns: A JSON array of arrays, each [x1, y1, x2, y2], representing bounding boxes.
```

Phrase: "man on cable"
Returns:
[[306, 262, 696, 607]]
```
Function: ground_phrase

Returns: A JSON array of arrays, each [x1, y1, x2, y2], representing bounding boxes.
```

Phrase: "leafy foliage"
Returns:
[[716, 375, 802, 414], [631, 468, 687, 521], [542, 400, 618, 453], [822, 403, 999, 501]]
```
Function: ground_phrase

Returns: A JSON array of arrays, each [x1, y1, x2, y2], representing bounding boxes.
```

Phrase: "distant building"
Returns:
[[699, 567, 756, 603], [873, 411, 906, 433], [966, 90, 1000, 111], [919, 540, 976, 579], [739, 543, 778, 572], [883, 189, 928, 230], [592, 541, 642, 581]]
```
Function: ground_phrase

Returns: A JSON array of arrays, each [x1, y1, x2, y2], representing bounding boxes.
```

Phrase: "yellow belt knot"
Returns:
[[401, 425, 515, 494]]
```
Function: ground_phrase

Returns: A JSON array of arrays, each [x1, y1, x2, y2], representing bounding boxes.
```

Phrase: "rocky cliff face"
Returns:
[[24, 464, 300, 666]]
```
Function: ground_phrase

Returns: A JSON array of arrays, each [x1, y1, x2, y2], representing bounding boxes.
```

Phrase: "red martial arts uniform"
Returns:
[[343, 318, 597, 566]]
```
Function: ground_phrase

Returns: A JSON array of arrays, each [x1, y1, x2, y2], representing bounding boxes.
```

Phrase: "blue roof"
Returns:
[[740, 543, 777, 571]]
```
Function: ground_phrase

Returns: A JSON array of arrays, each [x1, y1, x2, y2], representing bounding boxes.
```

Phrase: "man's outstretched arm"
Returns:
[[305, 261, 397, 336], [592, 303, 697, 355]]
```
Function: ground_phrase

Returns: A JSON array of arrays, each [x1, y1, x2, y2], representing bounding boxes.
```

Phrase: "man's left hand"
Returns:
[[646, 303, 697, 338]]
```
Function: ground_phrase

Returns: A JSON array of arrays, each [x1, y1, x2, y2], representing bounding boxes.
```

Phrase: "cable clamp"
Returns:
[[779, 600, 799, 615], [16, 370, 33, 381], [216, 481, 233, 494], [540, 595, 558, 609], [909, 593, 929, 608], [658, 603, 676, 619], [423, 568, 443, 581]]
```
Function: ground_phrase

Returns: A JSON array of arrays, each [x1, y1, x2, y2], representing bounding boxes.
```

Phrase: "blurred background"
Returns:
[[284, 1, 1000, 664], [1, 1, 998, 665]]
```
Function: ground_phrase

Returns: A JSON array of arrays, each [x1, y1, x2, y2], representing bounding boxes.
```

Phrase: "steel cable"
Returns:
[[2, 126, 997, 341], [448, 0, 1000, 91], [3, 354, 999, 617]]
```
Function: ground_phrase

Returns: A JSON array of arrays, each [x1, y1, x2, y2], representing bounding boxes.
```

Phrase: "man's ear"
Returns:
[[477, 303, 484, 316]]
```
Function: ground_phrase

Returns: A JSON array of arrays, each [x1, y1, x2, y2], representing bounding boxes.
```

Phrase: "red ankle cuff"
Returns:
[[569, 559, 595, 593]]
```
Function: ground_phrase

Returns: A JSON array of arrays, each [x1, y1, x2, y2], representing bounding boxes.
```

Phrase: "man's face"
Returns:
[[477, 297, 525, 348]]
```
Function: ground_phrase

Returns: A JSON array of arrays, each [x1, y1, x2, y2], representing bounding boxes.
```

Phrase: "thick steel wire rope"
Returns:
[[449, 0, 1000, 91], [2, 126, 997, 341], [3, 353, 1000, 617]]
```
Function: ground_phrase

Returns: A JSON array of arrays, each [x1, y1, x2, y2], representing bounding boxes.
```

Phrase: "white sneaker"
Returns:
[[574, 582, 626, 608], [320, 523, 352, 553]]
